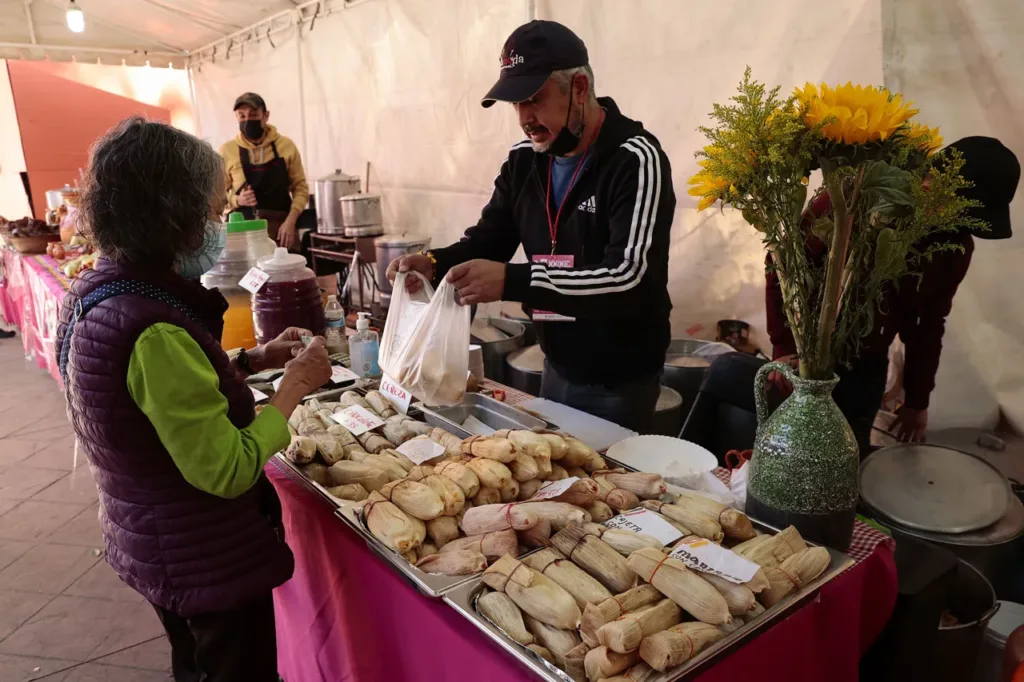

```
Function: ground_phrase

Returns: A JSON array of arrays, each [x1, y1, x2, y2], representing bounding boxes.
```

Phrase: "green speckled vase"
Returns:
[[745, 361, 859, 550]]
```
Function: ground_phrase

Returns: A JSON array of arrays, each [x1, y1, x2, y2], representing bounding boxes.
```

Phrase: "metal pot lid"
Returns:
[[374, 234, 429, 247], [316, 169, 360, 183], [340, 193, 380, 203], [860, 444, 1012, 534]]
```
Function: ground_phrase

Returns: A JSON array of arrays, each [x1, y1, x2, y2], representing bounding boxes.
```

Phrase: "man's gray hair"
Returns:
[[80, 117, 223, 268], [551, 65, 598, 105]]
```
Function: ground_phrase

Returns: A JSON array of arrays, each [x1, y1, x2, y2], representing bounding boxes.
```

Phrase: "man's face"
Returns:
[[514, 76, 580, 153], [235, 104, 268, 124]]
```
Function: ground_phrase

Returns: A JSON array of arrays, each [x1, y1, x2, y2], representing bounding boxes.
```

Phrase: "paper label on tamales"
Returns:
[[331, 405, 385, 436], [528, 477, 580, 501], [668, 537, 760, 584], [603, 508, 683, 545], [331, 366, 360, 385], [397, 438, 446, 465], [238, 267, 270, 294], [249, 387, 269, 403], [379, 373, 412, 414]]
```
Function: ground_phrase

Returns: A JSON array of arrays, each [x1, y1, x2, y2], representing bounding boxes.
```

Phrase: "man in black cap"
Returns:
[[387, 21, 676, 433], [219, 93, 309, 250]]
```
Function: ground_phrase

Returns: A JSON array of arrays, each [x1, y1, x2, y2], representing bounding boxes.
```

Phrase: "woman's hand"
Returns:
[[248, 327, 311, 372], [270, 337, 332, 419]]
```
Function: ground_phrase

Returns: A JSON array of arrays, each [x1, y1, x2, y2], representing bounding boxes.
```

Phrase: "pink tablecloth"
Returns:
[[0, 249, 70, 383], [267, 463, 897, 682]]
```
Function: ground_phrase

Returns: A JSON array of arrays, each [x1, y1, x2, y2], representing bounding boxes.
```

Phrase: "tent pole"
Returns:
[[295, 16, 307, 165], [187, 64, 202, 139]]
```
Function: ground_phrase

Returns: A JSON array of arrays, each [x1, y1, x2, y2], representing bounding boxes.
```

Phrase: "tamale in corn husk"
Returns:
[[672, 489, 755, 541], [381, 419, 414, 447], [718, 618, 745, 635], [743, 601, 766, 623], [285, 436, 317, 464], [550, 477, 599, 507], [522, 613, 582, 666], [564, 466, 588, 479], [701, 573, 757, 616], [509, 452, 541, 482], [585, 500, 614, 523], [518, 501, 591, 531], [355, 430, 391, 454], [518, 516, 552, 547], [434, 460, 481, 497], [473, 486, 502, 506], [326, 483, 369, 502], [478, 591, 534, 645], [415, 549, 487, 575], [518, 479, 544, 500], [362, 454, 408, 481], [362, 491, 425, 553], [337, 391, 371, 411], [759, 546, 830, 606], [594, 477, 641, 512], [540, 432, 569, 460], [426, 515, 460, 548], [420, 474, 465, 516], [732, 525, 807, 569], [547, 463, 570, 480], [550, 525, 635, 593], [499, 477, 520, 502], [380, 447, 417, 472], [465, 458, 514, 489], [482, 555, 581, 629], [364, 390, 398, 418], [597, 598, 682, 654], [401, 548, 418, 563], [461, 435, 517, 462], [601, 661, 658, 682], [648, 510, 692, 536], [379, 479, 444, 521], [559, 434, 596, 468], [441, 529, 517, 561], [581, 523, 665, 556], [461, 503, 540, 535], [526, 644, 553, 664], [522, 547, 613, 608], [626, 548, 731, 625], [419, 541, 439, 557], [429, 427, 464, 458], [580, 584, 664, 648], [593, 470, 667, 499], [585, 646, 639, 680], [328, 461, 390, 493], [562, 642, 588, 682], [300, 462, 331, 486], [641, 500, 723, 542], [638, 622, 724, 672]]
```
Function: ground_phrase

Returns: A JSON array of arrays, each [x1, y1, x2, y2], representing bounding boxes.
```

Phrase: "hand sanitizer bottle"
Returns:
[[349, 312, 381, 378]]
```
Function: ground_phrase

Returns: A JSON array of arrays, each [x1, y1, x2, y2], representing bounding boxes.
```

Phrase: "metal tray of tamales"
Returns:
[[271, 454, 355, 512], [415, 393, 551, 437], [443, 519, 854, 682]]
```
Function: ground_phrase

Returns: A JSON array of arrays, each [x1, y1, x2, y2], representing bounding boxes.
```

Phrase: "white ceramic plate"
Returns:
[[605, 435, 717, 478]]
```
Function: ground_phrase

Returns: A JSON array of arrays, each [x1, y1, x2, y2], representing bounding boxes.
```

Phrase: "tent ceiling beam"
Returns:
[[22, 0, 37, 45], [0, 40, 181, 58], [32, 0, 189, 54], [137, 0, 244, 35]]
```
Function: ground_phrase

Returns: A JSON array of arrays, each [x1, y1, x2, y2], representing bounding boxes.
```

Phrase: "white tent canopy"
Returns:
[[2, 0, 1022, 433]]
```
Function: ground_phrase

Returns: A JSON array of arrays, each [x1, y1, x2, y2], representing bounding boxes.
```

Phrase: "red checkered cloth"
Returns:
[[479, 379, 532, 406], [713, 466, 892, 564]]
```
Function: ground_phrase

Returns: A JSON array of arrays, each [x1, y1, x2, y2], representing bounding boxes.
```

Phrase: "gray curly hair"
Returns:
[[81, 117, 223, 268], [550, 65, 598, 106]]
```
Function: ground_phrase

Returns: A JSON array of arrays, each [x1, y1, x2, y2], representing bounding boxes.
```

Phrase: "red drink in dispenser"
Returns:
[[252, 247, 326, 345]]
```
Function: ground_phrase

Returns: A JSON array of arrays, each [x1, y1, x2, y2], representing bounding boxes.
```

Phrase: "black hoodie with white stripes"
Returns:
[[431, 97, 674, 388]]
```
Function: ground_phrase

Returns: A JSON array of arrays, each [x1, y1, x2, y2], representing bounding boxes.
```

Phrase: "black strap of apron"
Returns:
[[58, 280, 205, 385]]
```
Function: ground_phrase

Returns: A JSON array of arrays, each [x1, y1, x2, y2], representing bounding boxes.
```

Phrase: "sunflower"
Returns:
[[795, 82, 919, 146], [904, 122, 944, 154], [687, 171, 729, 211]]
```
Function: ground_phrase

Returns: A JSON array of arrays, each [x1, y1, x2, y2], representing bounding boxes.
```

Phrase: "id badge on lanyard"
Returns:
[[531, 254, 576, 322]]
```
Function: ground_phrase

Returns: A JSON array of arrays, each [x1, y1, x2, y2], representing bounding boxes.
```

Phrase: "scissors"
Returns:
[[724, 449, 752, 471]]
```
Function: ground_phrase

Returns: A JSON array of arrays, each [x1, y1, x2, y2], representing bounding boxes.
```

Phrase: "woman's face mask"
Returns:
[[175, 220, 225, 279]]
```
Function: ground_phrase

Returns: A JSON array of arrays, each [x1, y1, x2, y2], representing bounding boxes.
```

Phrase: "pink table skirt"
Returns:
[[268, 464, 897, 682], [0, 249, 70, 384]]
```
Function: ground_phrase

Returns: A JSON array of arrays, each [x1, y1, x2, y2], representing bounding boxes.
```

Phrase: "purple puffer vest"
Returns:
[[56, 258, 294, 617]]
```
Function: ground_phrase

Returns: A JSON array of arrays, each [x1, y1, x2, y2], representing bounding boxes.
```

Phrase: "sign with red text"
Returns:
[[330, 405, 385, 436], [331, 366, 359, 384], [604, 508, 683, 545], [668, 536, 760, 584], [530, 255, 576, 321], [238, 267, 270, 294], [528, 477, 580, 501], [379, 373, 413, 414]]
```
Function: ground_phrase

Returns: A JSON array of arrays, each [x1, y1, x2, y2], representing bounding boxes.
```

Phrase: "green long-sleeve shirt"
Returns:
[[127, 323, 290, 499]]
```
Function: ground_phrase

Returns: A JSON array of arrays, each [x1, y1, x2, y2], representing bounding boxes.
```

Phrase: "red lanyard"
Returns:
[[544, 111, 605, 254]]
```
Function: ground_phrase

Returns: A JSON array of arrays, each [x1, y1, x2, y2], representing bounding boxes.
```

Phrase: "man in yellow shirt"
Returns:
[[219, 93, 309, 251]]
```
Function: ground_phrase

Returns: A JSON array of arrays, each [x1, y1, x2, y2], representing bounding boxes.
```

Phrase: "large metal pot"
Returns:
[[662, 338, 713, 423], [313, 169, 361, 234], [341, 194, 384, 237], [471, 318, 525, 384], [375, 234, 430, 295]]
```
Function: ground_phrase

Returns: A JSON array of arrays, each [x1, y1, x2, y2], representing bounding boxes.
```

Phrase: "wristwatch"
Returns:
[[236, 348, 252, 375]]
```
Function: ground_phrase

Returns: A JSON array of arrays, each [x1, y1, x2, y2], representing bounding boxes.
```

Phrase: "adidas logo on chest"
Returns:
[[577, 196, 596, 213]]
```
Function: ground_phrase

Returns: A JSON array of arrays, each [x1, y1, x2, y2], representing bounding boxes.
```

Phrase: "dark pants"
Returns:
[[541, 360, 661, 433], [832, 356, 889, 459], [153, 593, 279, 682]]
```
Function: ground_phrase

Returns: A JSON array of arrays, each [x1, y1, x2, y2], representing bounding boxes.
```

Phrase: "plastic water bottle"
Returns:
[[324, 295, 347, 355], [349, 312, 381, 378]]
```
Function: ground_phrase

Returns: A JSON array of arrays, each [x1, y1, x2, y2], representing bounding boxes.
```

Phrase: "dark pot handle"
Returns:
[[754, 361, 795, 432]]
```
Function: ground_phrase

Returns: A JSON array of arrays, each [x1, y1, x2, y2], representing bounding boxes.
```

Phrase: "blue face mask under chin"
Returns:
[[175, 221, 226, 279]]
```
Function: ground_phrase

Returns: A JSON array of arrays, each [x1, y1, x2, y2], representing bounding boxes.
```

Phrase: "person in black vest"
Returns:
[[219, 93, 309, 251], [387, 21, 676, 433]]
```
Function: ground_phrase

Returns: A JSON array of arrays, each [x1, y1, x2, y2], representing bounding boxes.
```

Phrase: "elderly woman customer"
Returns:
[[56, 118, 331, 682]]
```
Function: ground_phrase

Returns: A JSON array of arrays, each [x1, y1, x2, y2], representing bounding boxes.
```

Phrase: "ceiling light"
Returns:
[[66, 1, 85, 34]]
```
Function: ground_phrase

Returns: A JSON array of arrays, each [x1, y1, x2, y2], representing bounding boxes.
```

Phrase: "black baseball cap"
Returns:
[[233, 92, 267, 112], [945, 136, 1020, 240], [481, 21, 589, 108]]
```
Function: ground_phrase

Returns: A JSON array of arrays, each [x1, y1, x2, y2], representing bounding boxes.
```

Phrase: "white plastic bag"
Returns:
[[729, 461, 749, 508], [379, 272, 470, 406]]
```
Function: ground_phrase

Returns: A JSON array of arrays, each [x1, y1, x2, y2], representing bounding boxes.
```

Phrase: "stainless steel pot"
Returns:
[[471, 319, 525, 384], [313, 169, 361, 234], [662, 338, 713, 425], [340, 194, 382, 227], [375, 234, 430, 295]]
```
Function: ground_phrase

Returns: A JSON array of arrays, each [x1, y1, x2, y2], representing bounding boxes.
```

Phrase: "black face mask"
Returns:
[[240, 119, 264, 140], [545, 91, 584, 158]]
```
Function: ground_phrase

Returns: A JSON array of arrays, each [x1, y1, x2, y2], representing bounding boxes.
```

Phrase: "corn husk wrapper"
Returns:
[[328, 461, 390, 493], [423, 515, 459, 549], [285, 436, 317, 464], [565, 466, 588, 479], [518, 479, 545, 501], [649, 510, 692, 536], [311, 433, 346, 464], [300, 462, 332, 486], [465, 458, 513, 489], [518, 516, 552, 548], [482, 555, 581, 630], [455, 498, 473, 526], [743, 601, 766, 623], [415, 549, 487, 575], [478, 591, 534, 646], [580, 584, 664, 648], [364, 391, 398, 418], [642, 500, 723, 542], [362, 491, 425, 553], [419, 541, 439, 557], [602, 661, 658, 682], [522, 613, 582, 667], [500, 430, 553, 478], [551, 526, 635, 593], [733, 526, 807, 569], [594, 470, 667, 499], [499, 477, 520, 502], [473, 486, 502, 506], [405, 465, 435, 482], [672, 489, 756, 541], [526, 644, 553, 663], [379, 479, 444, 521], [549, 477, 599, 507], [430, 427, 464, 458], [380, 447, 417, 472], [539, 432, 569, 460], [701, 573, 757, 616], [558, 434, 593, 468], [381, 420, 414, 447], [326, 423, 360, 447], [344, 446, 369, 462], [461, 503, 540, 535], [586, 500, 614, 523], [399, 417, 433, 437], [597, 598, 682, 655], [441, 529, 517, 561], [562, 642, 588, 682], [595, 477, 641, 512], [718, 618, 745, 635], [581, 523, 665, 557], [461, 435, 517, 462], [759, 546, 830, 606], [355, 431, 391, 455], [626, 548, 731, 625], [420, 474, 465, 516], [363, 454, 409, 481], [435, 460, 481, 497], [327, 483, 369, 502], [338, 391, 371, 411], [509, 452, 541, 482], [288, 403, 311, 431], [547, 463, 570, 481], [523, 547, 613, 608], [518, 501, 591, 531], [638, 622, 724, 672], [585, 646, 639, 680], [401, 548, 418, 563]]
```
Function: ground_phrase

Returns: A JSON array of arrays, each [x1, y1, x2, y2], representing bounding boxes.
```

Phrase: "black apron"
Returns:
[[237, 141, 292, 242]]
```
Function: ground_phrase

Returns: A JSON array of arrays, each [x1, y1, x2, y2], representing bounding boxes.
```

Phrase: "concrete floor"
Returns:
[[0, 338, 171, 681]]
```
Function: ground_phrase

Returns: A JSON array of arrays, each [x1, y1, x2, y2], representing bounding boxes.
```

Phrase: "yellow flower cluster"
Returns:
[[905, 122, 944, 154], [794, 82, 917, 145], [687, 149, 730, 211]]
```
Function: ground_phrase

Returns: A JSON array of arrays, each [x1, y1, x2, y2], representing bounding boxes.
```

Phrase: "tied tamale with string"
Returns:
[[550, 525, 635, 594], [482, 554, 582, 630], [522, 547, 613, 608]]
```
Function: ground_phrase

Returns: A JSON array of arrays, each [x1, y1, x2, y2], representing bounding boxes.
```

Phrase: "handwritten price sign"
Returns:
[[330, 366, 359, 384], [529, 477, 580, 501], [379, 373, 412, 414], [668, 537, 760, 584], [397, 438, 446, 465], [238, 267, 270, 294], [603, 508, 683, 545], [330, 405, 385, 436]]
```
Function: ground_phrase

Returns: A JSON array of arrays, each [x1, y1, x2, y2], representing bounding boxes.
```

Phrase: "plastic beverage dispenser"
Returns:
[[252, 247, 327, 345]]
